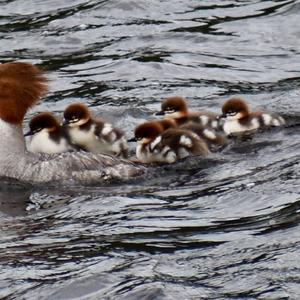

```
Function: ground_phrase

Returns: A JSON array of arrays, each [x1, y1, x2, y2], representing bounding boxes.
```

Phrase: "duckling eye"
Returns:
[[165, 107, 175, 113], [33, 127, 42, 134], [227, 111, 237, 116], [71, 117, 79, 122]]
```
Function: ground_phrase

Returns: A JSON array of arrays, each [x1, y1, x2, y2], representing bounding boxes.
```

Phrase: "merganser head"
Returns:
[[220, 97, 249, 120], [156, 96, 188, 118], [130, 121, 164, 144], [63, 103, 91, 127], [0, 62, 48, 126], [25, 112, 60, 137]]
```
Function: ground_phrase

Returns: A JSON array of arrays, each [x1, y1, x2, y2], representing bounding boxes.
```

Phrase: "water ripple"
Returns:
[[0, 0, 300, 299]]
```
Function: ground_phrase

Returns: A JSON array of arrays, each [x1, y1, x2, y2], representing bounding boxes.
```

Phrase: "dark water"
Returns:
[[0, 0, 300, 299]]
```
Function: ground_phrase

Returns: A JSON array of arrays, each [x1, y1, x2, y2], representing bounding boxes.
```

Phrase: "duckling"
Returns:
[[156, 96, 220, 129], [63, 103, 128, 158], [129, 121, 210, 164], [25, 112, 75, 154], [219, 97, 285, 136]]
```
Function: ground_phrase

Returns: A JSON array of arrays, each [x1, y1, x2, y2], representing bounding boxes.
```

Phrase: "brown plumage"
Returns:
[[180, 122, 228, 151], [63, 102, 128, 158], [159, 128, 210, 156], [221, 97, 249, 119], [132, 121, 210, 163], [134, 121, 164, 141], [0, 62, 48, 125], [28, 112, 61, 133], [156, 118, 177, 130], [220, 97, 286, 136], [63, 103, 91, 124], [161, 96, 188, 115]]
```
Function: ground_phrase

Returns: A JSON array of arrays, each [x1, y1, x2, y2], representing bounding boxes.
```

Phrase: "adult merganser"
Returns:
[[0, 61, 143, 184]]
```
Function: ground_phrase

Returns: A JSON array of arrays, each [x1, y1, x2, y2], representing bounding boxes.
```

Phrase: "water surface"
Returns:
[[0, 0, 299, 299]]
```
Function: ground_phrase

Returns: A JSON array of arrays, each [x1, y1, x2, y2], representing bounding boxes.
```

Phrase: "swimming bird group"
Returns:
[[128, 96, 285, 164], [0, 61, 286, 184]]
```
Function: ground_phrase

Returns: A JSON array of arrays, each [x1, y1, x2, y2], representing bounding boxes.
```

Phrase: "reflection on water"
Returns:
[[0, 0, 300, 299]]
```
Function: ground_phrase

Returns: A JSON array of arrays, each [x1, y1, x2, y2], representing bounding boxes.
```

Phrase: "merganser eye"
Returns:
[[165, 107, 175, 113], [35, 127, 42, 133], [227, 111, 237, 116]]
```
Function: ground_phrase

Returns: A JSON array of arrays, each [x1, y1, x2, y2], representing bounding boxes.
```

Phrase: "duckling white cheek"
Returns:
[[225, 112, 243, 121], [139, 137, 151, 145], [165, 111, 184, 119], [67, 122, 78, 128]]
